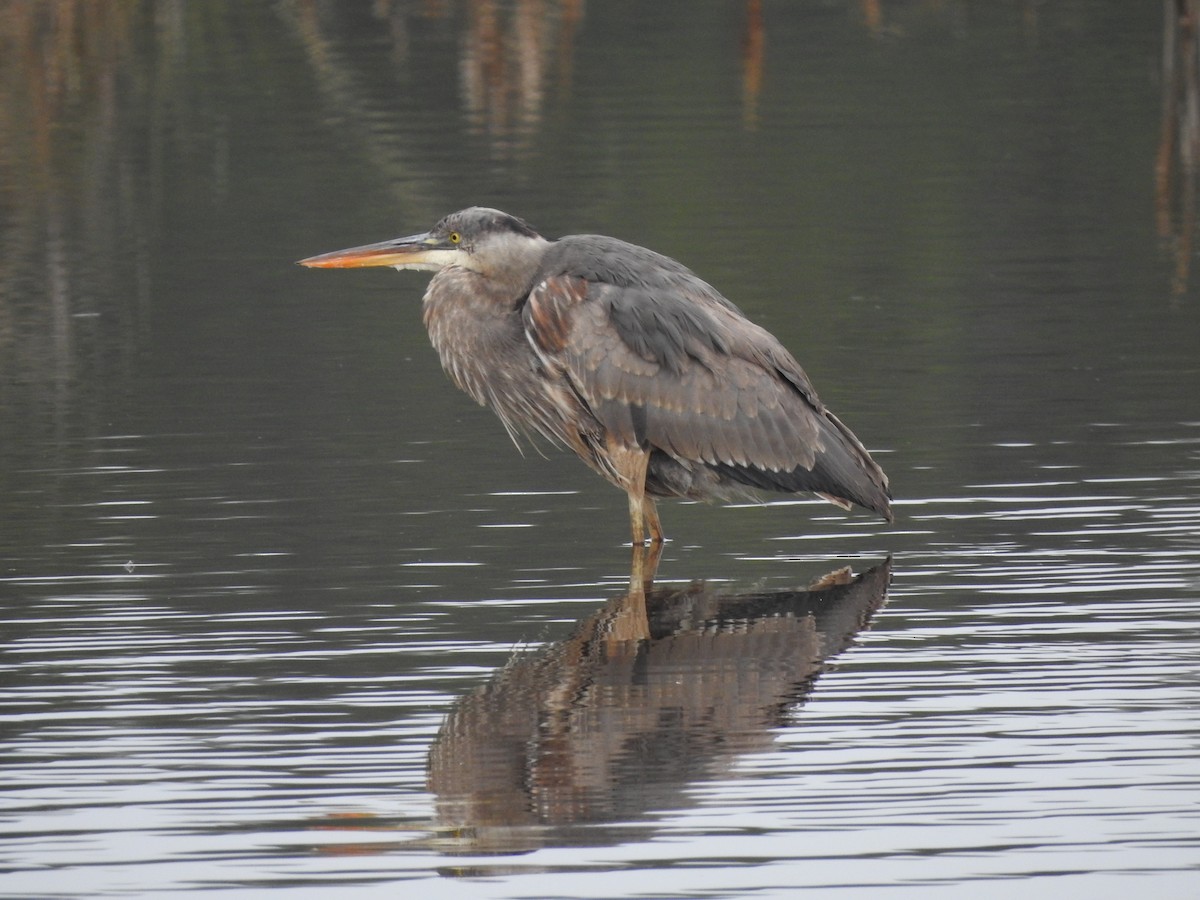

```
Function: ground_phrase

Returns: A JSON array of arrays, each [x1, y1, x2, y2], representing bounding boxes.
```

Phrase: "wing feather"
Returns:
[[522, 258, 891, 518]]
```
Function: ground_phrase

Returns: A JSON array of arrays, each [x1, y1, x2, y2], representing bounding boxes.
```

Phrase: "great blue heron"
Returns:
[[299, 207, 892, 544]]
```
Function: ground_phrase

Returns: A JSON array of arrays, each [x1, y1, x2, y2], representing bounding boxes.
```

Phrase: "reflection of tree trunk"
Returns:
[[742, 0, 764, 129], [1156, 0, 1200, 298], [459, 0, 571, 157], [0, 1, 155, 439], [861, 0, 882, 38]]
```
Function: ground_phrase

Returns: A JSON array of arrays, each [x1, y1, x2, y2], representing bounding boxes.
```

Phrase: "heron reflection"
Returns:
[[427, 554, 892, 856]]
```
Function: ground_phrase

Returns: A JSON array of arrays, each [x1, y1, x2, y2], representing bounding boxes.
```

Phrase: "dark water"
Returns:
[[2, 3, 1199, 897]]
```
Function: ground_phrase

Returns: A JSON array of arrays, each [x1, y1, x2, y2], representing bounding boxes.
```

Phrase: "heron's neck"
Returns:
[[422, 267, 529, 407]]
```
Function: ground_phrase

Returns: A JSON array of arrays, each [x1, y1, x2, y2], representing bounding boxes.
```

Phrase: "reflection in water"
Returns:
[[741, 0, 764, 129], [1157, 0, 1200, 297], [1, 0, 778, 431], [0, 2, 154, 433], [459, 0, 583, 155], [1, 5, 1196, 894], [427, 556, 892, 856], [285, 0, 766, 167]]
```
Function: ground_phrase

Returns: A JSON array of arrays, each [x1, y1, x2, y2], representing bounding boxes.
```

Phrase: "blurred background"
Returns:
[[2, 2, 1198, 898]]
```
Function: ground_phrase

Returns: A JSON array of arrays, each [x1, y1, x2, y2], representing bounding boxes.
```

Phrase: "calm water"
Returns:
[[2, 2, 1199, 897]]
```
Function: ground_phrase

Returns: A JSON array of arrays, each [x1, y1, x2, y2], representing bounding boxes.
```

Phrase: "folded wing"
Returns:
[[522, 238, 892, 520]]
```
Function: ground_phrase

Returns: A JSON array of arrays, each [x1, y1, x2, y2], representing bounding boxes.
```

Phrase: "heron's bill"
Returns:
[[298, 233, 454, 271]]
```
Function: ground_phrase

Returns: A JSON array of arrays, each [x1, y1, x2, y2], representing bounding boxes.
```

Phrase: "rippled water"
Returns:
[[3, 2, 1200, 898], [5, 426, 1198, 897]]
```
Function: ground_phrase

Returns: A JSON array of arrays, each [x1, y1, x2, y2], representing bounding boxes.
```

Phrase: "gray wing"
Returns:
[[522, 241, 892, 518]]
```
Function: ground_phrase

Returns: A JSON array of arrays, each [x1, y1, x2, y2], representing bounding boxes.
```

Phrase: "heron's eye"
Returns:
[[448, 232, 462, 244]]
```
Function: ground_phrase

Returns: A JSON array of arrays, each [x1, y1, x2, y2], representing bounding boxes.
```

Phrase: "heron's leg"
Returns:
[[607, 441, 652, 545], [642, 497, 664, 545], [627, 491, 645, 547]]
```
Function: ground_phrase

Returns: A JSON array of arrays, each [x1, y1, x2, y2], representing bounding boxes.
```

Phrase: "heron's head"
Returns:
[[298, 208, 548, 282]]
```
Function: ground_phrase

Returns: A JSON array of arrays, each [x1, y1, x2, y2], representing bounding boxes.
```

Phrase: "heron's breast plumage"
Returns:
[[422, 267, 606, 466]]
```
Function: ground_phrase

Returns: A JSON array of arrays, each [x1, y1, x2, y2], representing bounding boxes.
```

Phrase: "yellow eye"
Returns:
[[448, 232, 461, 244]]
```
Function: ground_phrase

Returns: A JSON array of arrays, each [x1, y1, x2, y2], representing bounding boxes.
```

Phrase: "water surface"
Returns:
[[2, 3, 1198, 897]]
